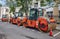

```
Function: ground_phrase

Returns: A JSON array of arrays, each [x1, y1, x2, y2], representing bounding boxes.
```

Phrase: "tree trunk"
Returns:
[[53, 7, 59, 17], [25, 11, 28, 17], [53, 6, 59, 22]]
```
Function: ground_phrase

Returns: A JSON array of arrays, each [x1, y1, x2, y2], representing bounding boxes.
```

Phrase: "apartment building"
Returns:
[[0, 7, 10, 18]]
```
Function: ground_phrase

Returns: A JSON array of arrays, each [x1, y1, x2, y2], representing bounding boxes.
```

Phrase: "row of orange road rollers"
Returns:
[[1, 8, 57, 32], [9, 16, 57, 32]]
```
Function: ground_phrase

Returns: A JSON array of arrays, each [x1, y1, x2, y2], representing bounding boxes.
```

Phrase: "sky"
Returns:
[[0, 0, 6, 6]]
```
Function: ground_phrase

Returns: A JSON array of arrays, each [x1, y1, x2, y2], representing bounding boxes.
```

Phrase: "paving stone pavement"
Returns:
[[0, 22, 60, 39]]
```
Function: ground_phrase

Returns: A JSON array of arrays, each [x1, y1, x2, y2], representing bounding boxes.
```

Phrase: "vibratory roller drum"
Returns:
[[38, 17, 57, 32]]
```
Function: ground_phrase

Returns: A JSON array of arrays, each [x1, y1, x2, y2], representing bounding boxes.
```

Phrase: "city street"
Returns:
[[0, 22, 60, 39], [0, 0, 60, 39]]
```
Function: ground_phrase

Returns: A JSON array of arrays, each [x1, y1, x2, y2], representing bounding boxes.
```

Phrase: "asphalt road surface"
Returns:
[[0, 22, 60, 39]]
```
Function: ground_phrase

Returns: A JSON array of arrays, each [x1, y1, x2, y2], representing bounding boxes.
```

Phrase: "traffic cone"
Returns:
[[49, 28, 53, 36]]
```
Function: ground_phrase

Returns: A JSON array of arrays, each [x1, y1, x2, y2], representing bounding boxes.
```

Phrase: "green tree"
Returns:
[[36, 0, 52, 7], [6, 0, 16, 13], [0, 4, 2, 7], [16, 0, 32, 16], [10, 6, 15, 13], [40, 0, 46, 6], [6, 0, 52, 15]]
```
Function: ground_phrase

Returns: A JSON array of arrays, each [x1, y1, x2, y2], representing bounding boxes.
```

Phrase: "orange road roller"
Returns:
[[16, 12, 24, 26], [9, 12, 23, 26], [9, 14, 17, 24], [1, 14, 8, 22], [22, 8, 57, 32]]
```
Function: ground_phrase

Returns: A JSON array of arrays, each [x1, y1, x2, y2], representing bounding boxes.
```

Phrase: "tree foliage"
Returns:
[[0, 4, 2, 7], [40, 0, 46, 6], [6, 0, 16, 13], [15, 0, 32, 16], [10, 6, 15, 13], [6, 0, 53, 14]]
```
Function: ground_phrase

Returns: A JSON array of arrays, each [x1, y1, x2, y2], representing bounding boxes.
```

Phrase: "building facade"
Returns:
[[0, 7, 10, 18]]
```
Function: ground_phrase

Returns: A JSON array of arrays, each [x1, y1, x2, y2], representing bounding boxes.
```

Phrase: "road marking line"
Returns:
[[53, 32, 60, 37]]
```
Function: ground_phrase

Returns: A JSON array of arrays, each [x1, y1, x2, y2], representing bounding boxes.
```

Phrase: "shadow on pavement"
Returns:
[[0, 34, 6, 39]]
